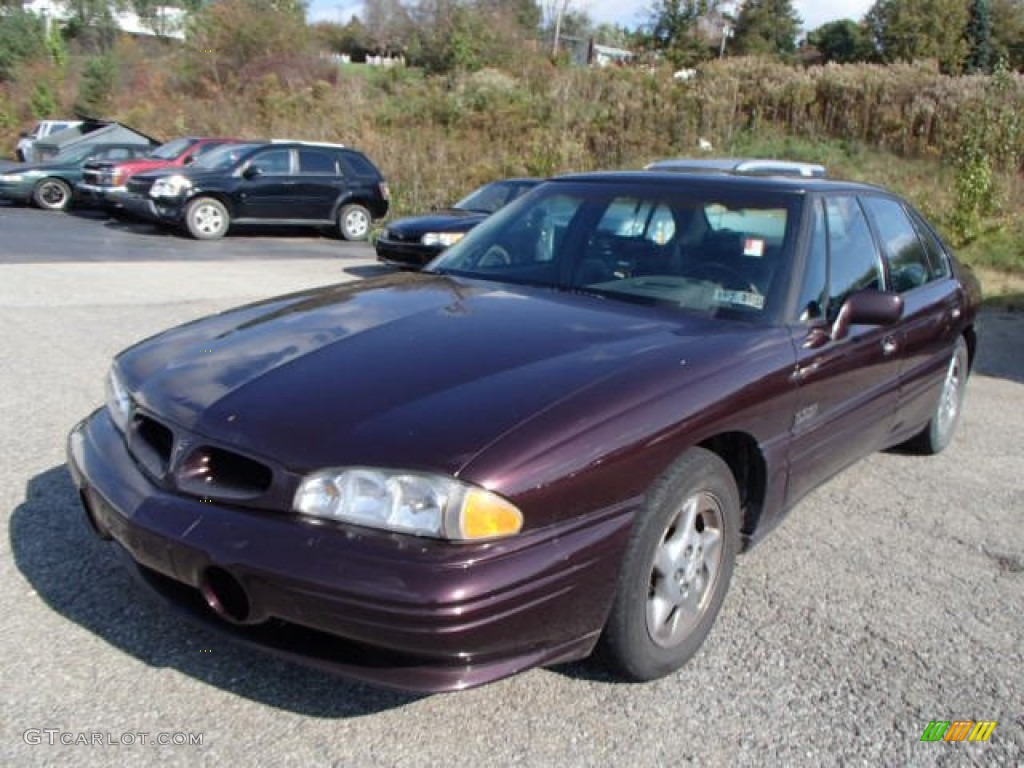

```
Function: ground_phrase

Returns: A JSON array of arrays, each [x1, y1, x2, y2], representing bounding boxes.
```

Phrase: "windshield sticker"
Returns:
[[743, 238, 765, 258], [714, 288, 765, 309]]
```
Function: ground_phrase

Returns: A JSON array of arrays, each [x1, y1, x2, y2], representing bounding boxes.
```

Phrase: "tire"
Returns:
[[184, 197, 230, 240], [338, 203, 371, 241], [32, 178, 73, 211], [907, 335, 970, 455], [599, 447, 740, 681]]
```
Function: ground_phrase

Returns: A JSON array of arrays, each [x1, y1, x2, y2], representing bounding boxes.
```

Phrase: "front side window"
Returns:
[[824, 195, 882, 319], [862, 196, 934, 292], [432, 181, 800, 321], [248, 149, 291, 176]]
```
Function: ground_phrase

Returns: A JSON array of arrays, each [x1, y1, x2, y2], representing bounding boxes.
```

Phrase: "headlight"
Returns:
[[150, 175, 192, 198], [105, 365, 133, 433], [293, 468, 523, 541], [0, 173, 23, 182], [421, 232, 465, 248]]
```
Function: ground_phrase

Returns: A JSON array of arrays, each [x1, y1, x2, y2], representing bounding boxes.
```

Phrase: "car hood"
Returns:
[[86, 158, 172, 173], [1, 160, 76, 174], [387, 209, 487, 235], [116, 272, 737, 477]]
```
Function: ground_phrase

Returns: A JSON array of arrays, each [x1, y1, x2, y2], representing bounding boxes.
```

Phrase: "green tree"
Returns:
[[865, 0, 970, 73], [806, 19, 875, 63], [732, 0, 802, 56], [0, 10, 47, 81], [966, 0, 993, 72], [75, 54, 117, 115], [646, 0, 720, 67]]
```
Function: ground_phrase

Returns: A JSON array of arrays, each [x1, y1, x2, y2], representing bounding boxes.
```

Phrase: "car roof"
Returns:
[[549, 170, 887, 196], [645, 157, 827, 178]]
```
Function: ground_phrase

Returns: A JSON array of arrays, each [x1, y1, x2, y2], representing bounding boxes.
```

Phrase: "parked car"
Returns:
[[67, 169, 979, 692], [0, 143, 157, 211], [15, 119, 83, 162], [31, 119, 159, 163], [76, 136, 244, 211], [123, 141, 389, 240], [376, 178, 542, 268]]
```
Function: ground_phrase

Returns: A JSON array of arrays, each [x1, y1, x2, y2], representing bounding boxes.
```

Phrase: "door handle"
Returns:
[[881, 336, 898, 356]]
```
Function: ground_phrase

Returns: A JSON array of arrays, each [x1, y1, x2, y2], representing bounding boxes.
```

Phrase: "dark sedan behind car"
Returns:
[[376, 177, 541, 268], [68, 169, 979, 692]]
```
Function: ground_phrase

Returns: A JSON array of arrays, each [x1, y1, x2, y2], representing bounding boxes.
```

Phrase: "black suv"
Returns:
[[124, 141, 389, 240]]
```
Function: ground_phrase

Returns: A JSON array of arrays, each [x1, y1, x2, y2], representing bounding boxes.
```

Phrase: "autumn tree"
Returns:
[[865, 0, 970, 73], [991, 0, 1024, 69], [732, 0, 802, 56]]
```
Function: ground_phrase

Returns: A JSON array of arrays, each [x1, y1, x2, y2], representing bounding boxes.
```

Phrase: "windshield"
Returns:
[[454, 180, 534, 214], [190, 142, 263, 171], [431, 180, 801, 321], [149, 137, 195, 160]]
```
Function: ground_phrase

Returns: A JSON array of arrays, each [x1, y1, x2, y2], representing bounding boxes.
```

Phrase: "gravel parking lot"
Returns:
[[1, 203, 1021, 767]]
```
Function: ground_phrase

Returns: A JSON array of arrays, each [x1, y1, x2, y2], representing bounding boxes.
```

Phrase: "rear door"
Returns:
[[292, 148, 344, 221], [785, 194, 902, 505], [860, 195, 962, 436]]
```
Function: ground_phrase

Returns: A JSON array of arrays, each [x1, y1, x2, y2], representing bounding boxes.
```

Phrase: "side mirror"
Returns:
[[804, 291, 903, 348], [242, 165, 263, 180], [19, 131, 29, 139], [183, 155, 195, 166]]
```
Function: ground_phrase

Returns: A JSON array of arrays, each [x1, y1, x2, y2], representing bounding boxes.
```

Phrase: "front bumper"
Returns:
[[76, 182, 129, 207], [67, 409, 633, 692], [375, 238, 442, 269]]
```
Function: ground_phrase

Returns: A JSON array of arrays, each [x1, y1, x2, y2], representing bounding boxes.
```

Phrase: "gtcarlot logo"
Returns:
[[23, 729, 203, 747]]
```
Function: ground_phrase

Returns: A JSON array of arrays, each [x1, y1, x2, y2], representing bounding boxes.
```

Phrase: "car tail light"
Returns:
[[379, 182, 390, 201]]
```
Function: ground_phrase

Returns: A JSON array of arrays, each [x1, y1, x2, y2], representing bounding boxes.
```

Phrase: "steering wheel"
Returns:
[[686, 263, 759, 294], [478, 244, 512, 268]]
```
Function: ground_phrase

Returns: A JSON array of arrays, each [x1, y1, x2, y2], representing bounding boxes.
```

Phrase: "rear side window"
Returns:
[[908, 209, 951, 279], [298, 150, 338, 175], [862, 196, 935, 292]]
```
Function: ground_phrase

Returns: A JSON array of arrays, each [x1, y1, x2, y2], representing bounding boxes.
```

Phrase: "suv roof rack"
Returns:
[[270, 139, 346, 148], [645, 157, 827, 178]]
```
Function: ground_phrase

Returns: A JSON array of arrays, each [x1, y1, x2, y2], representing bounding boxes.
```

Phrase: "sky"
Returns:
[[309, 1, 876, 32]]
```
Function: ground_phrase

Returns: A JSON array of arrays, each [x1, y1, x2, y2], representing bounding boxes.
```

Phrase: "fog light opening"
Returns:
[[201, 567, 251, 624]]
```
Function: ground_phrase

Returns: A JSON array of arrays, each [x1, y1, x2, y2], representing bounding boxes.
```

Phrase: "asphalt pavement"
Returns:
[[0, 203, 1021, 767]]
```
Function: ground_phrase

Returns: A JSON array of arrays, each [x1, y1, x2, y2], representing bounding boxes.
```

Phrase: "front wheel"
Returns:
[[338, 204, 371, 241], [32, 178, 73, 211], [184, 197, 230, 240], [907, 335, 970, 454], [599, 448, 740, 681]]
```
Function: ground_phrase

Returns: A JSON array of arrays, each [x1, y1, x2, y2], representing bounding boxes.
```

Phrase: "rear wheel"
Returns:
[[599, 448, 739, 681], [338, 204, 371, 241], [184, 197, 229, 240], [907, 335, 970, 454], [32, 178, 73, 211]]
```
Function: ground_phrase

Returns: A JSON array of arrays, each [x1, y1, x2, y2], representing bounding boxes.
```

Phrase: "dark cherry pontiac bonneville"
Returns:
[[67, 168, 980, 692]]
